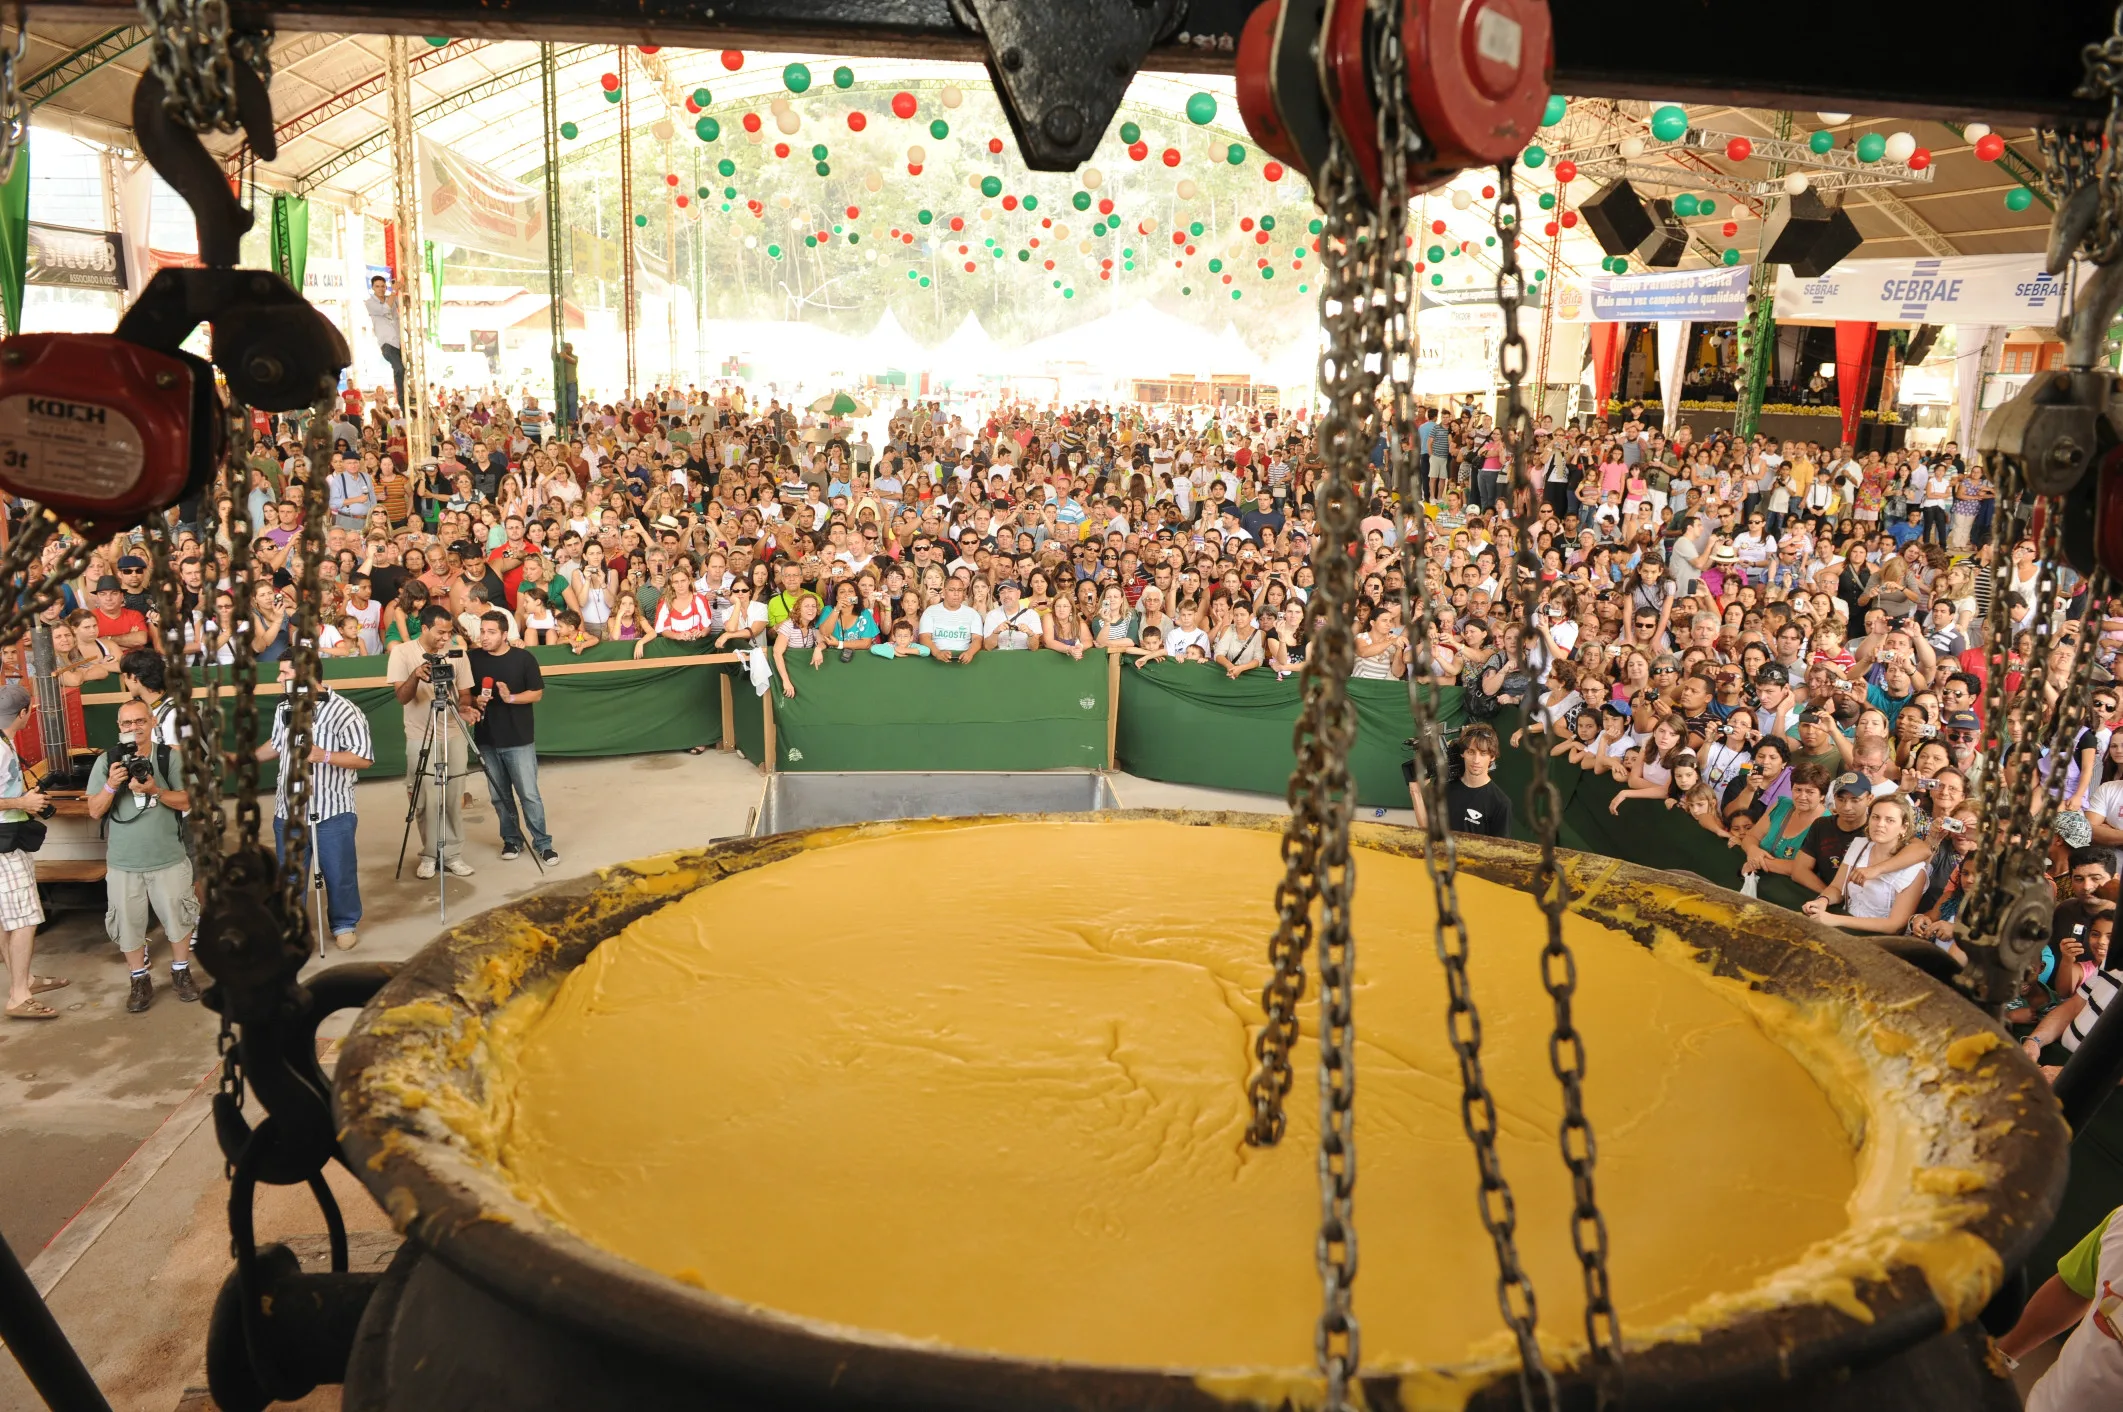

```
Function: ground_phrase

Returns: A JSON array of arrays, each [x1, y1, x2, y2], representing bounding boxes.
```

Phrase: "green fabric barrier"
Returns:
[[724, 664, 765, 764], [0, 150, 26, 338], [1115, 666, 1462, 807], [767, 651, 1109, 772]]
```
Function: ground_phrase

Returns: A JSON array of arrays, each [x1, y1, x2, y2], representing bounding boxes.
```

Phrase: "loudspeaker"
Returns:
[[1763, 190, 1865, 275], [1581, 178, 1654, 256], [1635, 198, 1689, 268]]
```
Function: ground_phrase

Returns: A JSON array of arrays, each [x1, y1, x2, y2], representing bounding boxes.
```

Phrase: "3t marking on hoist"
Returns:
[[0, 393, 147, 499]]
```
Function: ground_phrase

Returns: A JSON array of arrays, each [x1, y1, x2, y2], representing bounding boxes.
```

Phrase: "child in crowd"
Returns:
[[870, 618, 931, 659]]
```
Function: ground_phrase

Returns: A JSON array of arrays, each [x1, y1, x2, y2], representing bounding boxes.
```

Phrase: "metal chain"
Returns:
[[223, 403, 264, 854], [138, 0, 270, 136], [2039, 4, 2123, 265], [0, 513, 98, 649], [0, 12, 28, 188], [143, 507, 227, 890], [272, 394, 337, 927], [1496, 157, 1623, 1379]]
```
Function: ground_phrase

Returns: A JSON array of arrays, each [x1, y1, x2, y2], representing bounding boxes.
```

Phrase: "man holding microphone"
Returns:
[[468, 610, 557, 866]]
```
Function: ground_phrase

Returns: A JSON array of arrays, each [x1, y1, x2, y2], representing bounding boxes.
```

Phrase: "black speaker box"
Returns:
[[1794, 206, 1863, 276], [1764, 190, 1864, 275], [1635, 198, 1689, 268], [1581, 178, 1654, 257]]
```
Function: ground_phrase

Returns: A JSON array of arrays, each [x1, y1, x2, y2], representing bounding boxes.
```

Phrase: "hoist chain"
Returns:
[[0, 512, 88, 649], [144, 505, 227, 890], [138, 0, 271, 137], [273, 395, 337, 928], [1497, 157, 1623, 1386], [0, 14, 28, 188], [223, 405, 264, 855], [2040, 3, 2123, 265]]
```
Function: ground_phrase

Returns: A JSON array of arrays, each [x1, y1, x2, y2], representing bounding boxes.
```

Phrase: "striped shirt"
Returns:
[[270, 689, 371, 822], [2065, 966, 2123, 1054]]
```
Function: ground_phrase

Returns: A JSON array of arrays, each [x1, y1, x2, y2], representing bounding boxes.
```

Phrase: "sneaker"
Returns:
[[169, 966, 201, 1003], [333, 930, 359, 951], [416, 857, 437, 880], [445, 858, 475, 877], [500, 845, 522, 862], [538, 849, 560, 866], [125, 972, 153, 1014]]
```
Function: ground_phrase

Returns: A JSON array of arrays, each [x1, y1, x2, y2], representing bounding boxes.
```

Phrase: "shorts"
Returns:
[[0, 847, 43, 931], [105, 859, 199, 953]]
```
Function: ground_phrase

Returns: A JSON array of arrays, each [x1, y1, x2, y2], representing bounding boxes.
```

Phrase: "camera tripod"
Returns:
[[392, 677, 540, 922]]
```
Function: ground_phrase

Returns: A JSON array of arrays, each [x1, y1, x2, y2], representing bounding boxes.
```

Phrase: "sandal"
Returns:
[[28, 976, 69, 995], [688, 745, 711, 755], [6, 999, 57, 1020]]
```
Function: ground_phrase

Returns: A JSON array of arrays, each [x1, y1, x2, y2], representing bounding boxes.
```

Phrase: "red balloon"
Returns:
[[1909, 147, 1933, 171], [1254, 229, 1270, 244], [720, 49, 744, 70], [891, 91, 917, 119], [1100, 270, 1111, 280], [1029, 237, 1039, 247], [1128, 141, 1148, 161], [599, 72, 619, 91], [1044, 259, 1054, 269], [639, 45, 660, 54], [1975, 133, 2006, 162], [1002, 194, 1018, 210], [1257, 257, 1269, 268], [907, 163, 923, 175], [1101, 257, 1113, 267], [675, 195, 688, 207], [958, 244, 969, 255], [1172, 231, 1186, 245], [847, 111, 867, 132], [1544, 220, 1559, 236], [1554, 159, 1577, 183], [1431, 219, 1446, 234], [846, 205, 861, 218], [966, 262, 977, 273], [1098, 198, 1114, 215], [1160, 147, 1181, 167], [1240, 216, 1254, 231], [1722, 220, 1738, 238], [890, 227, 901, 237], [1185, 244, 1195, 255], [1481, 184, 1495, 198], [1414, 261, 1425, 272], [950, 216, 965, 231], [1560, 211, 1578, 228], [773, 142, 789, 158], [988, 137, 1004, 154], [816, 230, 829, 243], [685, 97, 700, 113], [741, 112, 761, 133], [1725, 137, 1752, 162], [1042, 217, 1053, 227], [1263, 161, 1284, 182], [666, 173, 679, 186]]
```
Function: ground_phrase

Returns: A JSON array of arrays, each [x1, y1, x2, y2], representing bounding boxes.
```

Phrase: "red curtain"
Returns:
[[1587, 322, 1623, 412], [1834, 320, 1877, 447], [383, 220, 400, 284]]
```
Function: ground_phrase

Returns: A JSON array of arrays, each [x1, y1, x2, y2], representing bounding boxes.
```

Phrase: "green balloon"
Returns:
[[424, 36, 450, 46], [805, 234, 818, 248], [1121, 246, 1134, 258], [718, 158, 736, 176], [1260, 214, 1276, 231], [1430, 273, 1443, 285], [1226, 143, 1245, 165], [1063, 288, 1073, 298], [1698, 197, 1716, 216], [1072, 190, 1091, 211], [1190, 221, 1205, 236], [1185, 92, 1217, 125], [920, 276, 930, 287], [1538, 191, 1556, 210], [692, 87, 711, 107], [634, 214, 647, 227], [604, 89, 621, 104], [981, 175, 1002, 198], [1298, 284, 1308, 293], [1484, 234, 1496, 246], [1231, 290, 1241, 300], [1673, 193, 1700, 217], [767, 243, 782, 258], [696, 116, 720, 141], [1541, 94, 1568, 127], [907, 270, 918, 280], [1023, 195, 1038, 210], [1532, 269, 1546, 281], [930, 118, 949, 139], [1019, 249, 1030, 261], [1093, 221, 1107, 236], [1650, 105, 1688, 141], [833, 65, 855, 89], [697, 185, 711, 198], [1308, 218, 1323, 234], [783, 63, 811, 93], [724, 186, 736, 199], [1262, 266, 1273, 279], [1120, 121, 1142, 144], [1809, 129, 1835, 154], [815, 161, 830, 176], [1722, 247, 1741, 266], [917, 209, 934, 224], [1181, 286, 1191, 295], [811, 143, 828, 160], [1522, 145, 1547, 168], [1856, 132, 1886, 163], [559, 121, 579, 140], [1208, 257, 1223, 272], [1123, 261, 1133, 270], [2006, 186, 2035, 211]]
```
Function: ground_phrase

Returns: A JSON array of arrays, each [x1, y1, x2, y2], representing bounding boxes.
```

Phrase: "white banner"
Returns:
[[1549, 264, 1751, 324], [1772, 253, 2073, 326], [417, 136, 546, 264]]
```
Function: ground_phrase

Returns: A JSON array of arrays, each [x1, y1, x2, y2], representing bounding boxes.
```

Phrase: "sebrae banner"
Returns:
[[417, 136, 545, 263]]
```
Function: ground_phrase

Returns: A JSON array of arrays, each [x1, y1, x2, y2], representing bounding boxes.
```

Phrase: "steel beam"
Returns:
[[222, 36, 489, 174], [1859, 188, 1961, 258], [1942, 122, 2054, 213], [21, 25, 145, 108]]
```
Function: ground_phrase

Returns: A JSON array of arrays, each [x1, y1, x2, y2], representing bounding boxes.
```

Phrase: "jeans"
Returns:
[[1475, 469, 1500, 510], [1922, 505, 1950, 545], [275, 812, 361, 938], [482, 743, 552, 854], [380, 343, 405, 408]]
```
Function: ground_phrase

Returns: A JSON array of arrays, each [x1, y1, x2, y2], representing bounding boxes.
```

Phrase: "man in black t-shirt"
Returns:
[[468, 611, 556, 866], [1793, 773, 1876, 896], [1407, 724, 1512, 838]]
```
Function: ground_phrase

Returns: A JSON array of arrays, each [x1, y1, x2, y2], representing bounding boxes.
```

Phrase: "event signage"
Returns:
[[417, 136, 546, 263], [1771, 253, 2074, 324], [24, 222, 125, 291], [1550, 264, 1751, 323]]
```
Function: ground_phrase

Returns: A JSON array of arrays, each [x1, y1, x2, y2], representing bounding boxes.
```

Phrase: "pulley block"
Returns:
[[1235, 0, 1553, 205]]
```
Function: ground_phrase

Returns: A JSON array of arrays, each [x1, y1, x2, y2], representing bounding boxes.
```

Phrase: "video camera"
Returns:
[[113, 741, 156, 787], [424, 650, 460, 701]]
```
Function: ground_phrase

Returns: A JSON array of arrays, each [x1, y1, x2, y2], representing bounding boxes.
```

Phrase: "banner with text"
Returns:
[[1772, 253, 2075, 326], [1549, 264, 1751, 323], [25, 222, 125, 291], [417, 136, 546, 264]]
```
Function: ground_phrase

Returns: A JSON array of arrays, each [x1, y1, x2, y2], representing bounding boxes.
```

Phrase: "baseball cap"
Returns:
[[116, 555, 147, 571], [1943, 709, 1981, 732], [1830, 771, 1872, 799], [0, 683, 28, 720]]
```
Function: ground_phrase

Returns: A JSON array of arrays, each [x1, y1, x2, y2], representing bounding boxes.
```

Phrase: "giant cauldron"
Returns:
[[332, 812, 2067, 1411]]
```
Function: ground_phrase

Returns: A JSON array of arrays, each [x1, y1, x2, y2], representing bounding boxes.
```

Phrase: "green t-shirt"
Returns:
[[85, 748, 189, 873]]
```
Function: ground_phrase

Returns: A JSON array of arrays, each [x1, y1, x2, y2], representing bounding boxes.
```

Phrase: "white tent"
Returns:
[[696, 317, 870, 389], [1014, 302, 1260, 379], [927, 312, 1001, 380], [857, 306, 920, 368]]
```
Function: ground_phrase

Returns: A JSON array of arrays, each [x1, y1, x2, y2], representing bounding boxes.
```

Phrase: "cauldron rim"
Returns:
[[332, 810, 2068, 1411]]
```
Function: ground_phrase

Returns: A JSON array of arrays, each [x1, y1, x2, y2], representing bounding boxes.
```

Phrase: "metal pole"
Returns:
[[385, 36, 431, 461], [618, 45, 637, 397], [1531, 214, 1562, 422], [0, 1228, 110, 1412], [540, 41, 568, 436], [1734, 110, 1792, 440]]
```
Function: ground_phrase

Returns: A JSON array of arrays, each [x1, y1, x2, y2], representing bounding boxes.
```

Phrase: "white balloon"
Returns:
[[1082, 166, 1104, 190], [1078, 239, 1092, 254], [790, 215, 805, 228], [1964, 121, 1992, 141], [864, 250, 875, 263], [744, 235, 757, 248], [775, 108, 801, 135], [1618, 135, 1645, 159], [1053, 223, 1070, 239], [1884, 131, 1916, 162], [980, 206, 994, 220], [1176, 179, 1197, 200], [1817, 111, 1851, 124], [770, 95, 790, 115], [775, 192, 793, 208], [1141, 216, 1158, 233], [745, 125, 762, 144], [1451, 189, 1472, 210], [941, 85, 963, 109], [1784, 173, 1810, 195], [864, 170, 883, 192], [908, 144, 926, 165], [650, 118, 674, 143]]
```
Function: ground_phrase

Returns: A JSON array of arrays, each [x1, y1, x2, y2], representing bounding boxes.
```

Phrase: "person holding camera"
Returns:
[[387, 605, 478, 880], [252, 660, 372, 950], [0, 684, 59, 1020], [468, 610, 556, 865], [87, 700, 196, 1013]]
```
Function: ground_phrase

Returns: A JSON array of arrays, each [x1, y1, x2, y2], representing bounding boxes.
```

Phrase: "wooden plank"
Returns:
[[719, 671, 735, 752], [761, 688, 777, 775], [1105, 649, 1121, 772], [35, 859, 107, 883]]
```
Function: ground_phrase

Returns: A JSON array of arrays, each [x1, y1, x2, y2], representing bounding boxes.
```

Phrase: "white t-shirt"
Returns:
[[984, 606, 1040, 650], [2026, 1205, 2123, 1412], [1839, 838, 1926, 918], [920, 603, 984, 652], [1164, 624, 1210, 657]]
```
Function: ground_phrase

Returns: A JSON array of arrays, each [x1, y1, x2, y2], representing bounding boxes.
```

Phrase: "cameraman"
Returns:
[[468, 610, 557, 865], [86, 700, 196, 1013], [387, 604, 478, 880]]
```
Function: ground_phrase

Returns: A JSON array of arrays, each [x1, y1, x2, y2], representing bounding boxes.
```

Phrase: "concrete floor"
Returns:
[[0, 753, 1308, 1412]]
